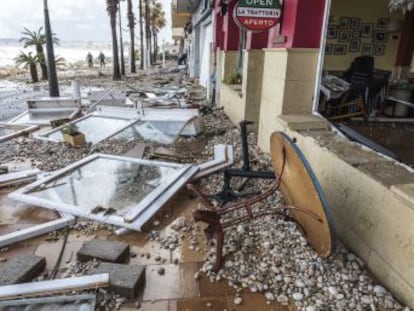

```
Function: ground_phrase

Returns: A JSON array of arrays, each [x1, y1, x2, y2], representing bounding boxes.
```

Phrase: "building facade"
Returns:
[[173, 0, 414, 307]]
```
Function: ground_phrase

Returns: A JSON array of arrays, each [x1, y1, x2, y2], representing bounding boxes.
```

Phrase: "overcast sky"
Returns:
[[0, 0, 172, 43]]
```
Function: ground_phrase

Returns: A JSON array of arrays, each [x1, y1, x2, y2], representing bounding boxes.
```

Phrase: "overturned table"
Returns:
[[188, 132, 335, 272]]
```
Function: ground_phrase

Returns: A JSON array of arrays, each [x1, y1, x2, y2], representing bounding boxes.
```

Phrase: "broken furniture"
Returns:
[[188, 132, 335, 272], [212, 121, 275, 204], [9, 154, 199, 231], [7, 97, 81, 126], [0, 274, 109, 300], [0, 294, 96, 311], [0, 123, 39, 143]]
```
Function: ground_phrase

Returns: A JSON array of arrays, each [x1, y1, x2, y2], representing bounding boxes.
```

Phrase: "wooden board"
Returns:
[[270, 132, 334, 257]]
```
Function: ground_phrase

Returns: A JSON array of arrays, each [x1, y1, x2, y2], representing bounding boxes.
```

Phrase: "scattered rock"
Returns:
[[234, 297, 243, 305], [157, 267, 165, 275]]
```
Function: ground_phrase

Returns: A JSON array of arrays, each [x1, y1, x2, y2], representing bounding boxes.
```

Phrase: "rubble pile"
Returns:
[[0, 63, 410, 311]]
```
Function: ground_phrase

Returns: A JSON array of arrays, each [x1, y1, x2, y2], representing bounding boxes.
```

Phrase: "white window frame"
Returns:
[[312, 0, 332, 115], [7, 108, 80, 126], [9, 154, 199, 231]]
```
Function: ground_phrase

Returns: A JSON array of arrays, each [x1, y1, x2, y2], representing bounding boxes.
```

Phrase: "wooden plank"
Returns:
[[0, 274, 109, 300], [0, 216, 75, 248]]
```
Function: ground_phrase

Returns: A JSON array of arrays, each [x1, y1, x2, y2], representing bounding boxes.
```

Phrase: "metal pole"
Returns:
[[239, 120, 251, 171], [44, 0, 59, 97]]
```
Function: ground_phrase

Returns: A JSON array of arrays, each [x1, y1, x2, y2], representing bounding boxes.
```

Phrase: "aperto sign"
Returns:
[[233, 0, 282, 32]]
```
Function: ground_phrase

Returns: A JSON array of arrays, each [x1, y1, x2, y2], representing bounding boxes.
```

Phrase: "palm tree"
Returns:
[[144, 0, 152, 66], [19, 27, 60, 81], [14, 51, 39, 83], [138, 0, 144, 69], [127, 0, 136, 73], [107, 0, 122, 80], [44, 0, 59, 97], [150, 1, 166, 62], [118, 1, 126, 75]]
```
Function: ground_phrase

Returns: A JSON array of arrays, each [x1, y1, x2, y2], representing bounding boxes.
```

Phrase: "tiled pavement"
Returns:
[[0, 188, 295, 311]]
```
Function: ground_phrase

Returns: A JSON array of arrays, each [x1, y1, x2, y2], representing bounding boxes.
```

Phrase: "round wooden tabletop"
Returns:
[[270, 132, 335, 257]]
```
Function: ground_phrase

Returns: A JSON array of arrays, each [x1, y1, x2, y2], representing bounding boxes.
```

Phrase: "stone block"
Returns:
[[77, 239, 129, 263], [95, 262, 145, 298], [0, 255, 46, 285]]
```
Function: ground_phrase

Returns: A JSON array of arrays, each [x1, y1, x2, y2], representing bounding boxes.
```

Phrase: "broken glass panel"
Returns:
[[9, 154, 198, 230], [112, 120, 187, 144], [27, 157, 180, 216], [40, 115, 135, 144], [0, 294, 95, 311]]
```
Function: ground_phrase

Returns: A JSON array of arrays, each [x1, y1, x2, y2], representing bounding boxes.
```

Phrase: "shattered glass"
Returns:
[[43, 116, 132, 144], [0, 295, 95, 311], [28, 157, 180, 215], [112, 120, 188, 144]]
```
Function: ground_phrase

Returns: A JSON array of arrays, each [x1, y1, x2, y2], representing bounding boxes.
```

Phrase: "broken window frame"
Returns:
[[9, 154, 199, 231], [95, 106, 202, 136], [0, 123, 39, 143], [34, 114, 140, 144], [7, 108, 80, 126], [0, 294, 96, 310]]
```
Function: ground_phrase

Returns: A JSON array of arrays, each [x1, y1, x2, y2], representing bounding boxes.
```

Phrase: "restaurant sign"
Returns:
[[233, 0, 282, 32]]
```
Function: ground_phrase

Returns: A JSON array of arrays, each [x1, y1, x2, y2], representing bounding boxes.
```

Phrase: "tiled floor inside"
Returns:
[[0, 186, 295, 311]]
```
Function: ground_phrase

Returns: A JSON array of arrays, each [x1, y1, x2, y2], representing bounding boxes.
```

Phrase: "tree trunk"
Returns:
[[127, 0, 136, 73], [144, 0, 152, 66], [44, 0, 59, 96], [139, 0, 144, 69], [29, 63, 39, 83], [118, 2, 125, 76], [153, 31, 157, 62], [110, 13, 122, 80], [36, 44, 48, 80]]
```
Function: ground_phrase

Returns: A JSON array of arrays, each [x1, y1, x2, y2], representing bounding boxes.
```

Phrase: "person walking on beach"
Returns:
[[86, 52, 93, 69], [98, 52, 106, 68]]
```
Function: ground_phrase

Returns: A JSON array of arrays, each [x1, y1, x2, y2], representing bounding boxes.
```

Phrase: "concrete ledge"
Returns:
[[391, 184, 414, 206], [274, 120, 414, 308], [277, 114, 329, 131]]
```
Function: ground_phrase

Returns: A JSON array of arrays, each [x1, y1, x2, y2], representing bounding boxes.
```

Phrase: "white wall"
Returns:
[[189, 1, 214, 91]]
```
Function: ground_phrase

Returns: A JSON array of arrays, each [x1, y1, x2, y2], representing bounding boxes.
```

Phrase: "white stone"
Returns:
[[361, 295, 371, 304], [265, 292, 275, 301], [295, 279, 306, 288], [277, 294, 288, 304], [373, 285, 386, 296], [234, 297, 243, 305], [328, 286, 338, 296], [306, 306, 316, 311], [292, 292, 304, 301]]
